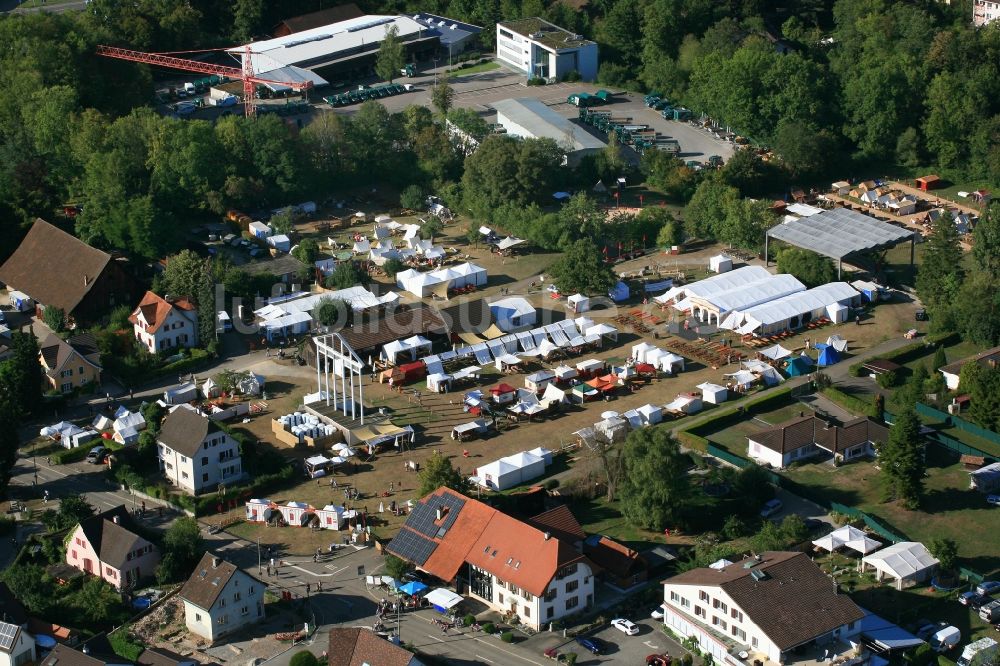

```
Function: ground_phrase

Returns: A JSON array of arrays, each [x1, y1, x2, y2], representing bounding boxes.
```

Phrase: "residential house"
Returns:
[[40, 635, 132, 666], [327, 628, 423, 666], [0, 582, 33, 666], [583, 535, 648, 591], [938, 345, 1000, 390], [662, 551, 865, 665], [0, 219, 138, 325], [136, 648, 198, 666], [157, 407, 245, 495], [39, 332, 102, 393], [387, 488, 595, 630], [128, 291, 199, 354], [747, 414, 888, 469], [179, 553, 264, 642], [65, 506, 160, 591], [974, 0, 1000, 26]]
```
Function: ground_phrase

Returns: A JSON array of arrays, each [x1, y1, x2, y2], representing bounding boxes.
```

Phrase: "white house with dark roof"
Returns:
[[747, 414, 888, 469], [179, 553, 264, 642], [157, 407, 244, 495], [0, 582, 34, 666], [662, 552, 865, 665]]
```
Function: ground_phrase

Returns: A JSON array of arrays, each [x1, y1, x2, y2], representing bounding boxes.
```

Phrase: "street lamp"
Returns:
[[257, 535, 262, 575]]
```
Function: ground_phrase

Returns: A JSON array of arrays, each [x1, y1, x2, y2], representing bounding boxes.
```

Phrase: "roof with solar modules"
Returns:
[[386, 487, 586, 597]]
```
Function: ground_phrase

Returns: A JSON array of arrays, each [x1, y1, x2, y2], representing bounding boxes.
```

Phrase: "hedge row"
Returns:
[[52, 446, 93, 464], [820, 387, 879, 419], [848, 332, 959, 377]]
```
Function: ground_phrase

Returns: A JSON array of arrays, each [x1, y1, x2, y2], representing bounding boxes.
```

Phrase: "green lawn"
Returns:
[[448, 61, 500, 77], [782, 448, 1000, 575], [701, 402, 806, 457]]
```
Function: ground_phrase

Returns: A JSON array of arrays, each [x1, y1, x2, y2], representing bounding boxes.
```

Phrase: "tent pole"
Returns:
[[838, 258, 842, 280], [764, 232, 769, 268]]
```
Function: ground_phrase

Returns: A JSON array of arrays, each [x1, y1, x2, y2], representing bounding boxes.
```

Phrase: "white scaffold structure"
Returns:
[[313, 332, 367, 424]]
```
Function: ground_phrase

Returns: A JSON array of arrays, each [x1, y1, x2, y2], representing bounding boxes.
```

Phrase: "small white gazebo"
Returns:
[[812, 525, 881, 555], [861, 542, 939, 590]]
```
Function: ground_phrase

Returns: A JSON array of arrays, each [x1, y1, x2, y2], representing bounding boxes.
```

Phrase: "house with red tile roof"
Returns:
[[662, 552, 864, 665], [128, 291, 199, 354], [65, 506, 160, 591], [387, 488, 595, 630]]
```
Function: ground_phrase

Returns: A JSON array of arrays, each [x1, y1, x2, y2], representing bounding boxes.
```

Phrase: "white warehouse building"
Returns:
[[496, 17, 598, 82], [493, 98, 604, 166]]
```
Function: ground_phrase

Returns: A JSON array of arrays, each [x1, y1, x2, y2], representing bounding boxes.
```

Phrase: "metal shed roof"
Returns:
[[493, 98, 605, 152], [768, 208, 916, 260]]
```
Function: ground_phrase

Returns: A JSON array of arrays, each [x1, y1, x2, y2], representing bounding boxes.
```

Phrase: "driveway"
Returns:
[[530, 614, 688, 665]]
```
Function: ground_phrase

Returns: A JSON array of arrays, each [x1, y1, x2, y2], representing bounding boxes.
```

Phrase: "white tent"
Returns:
[[382, 340, 410, 365], [862, 542, 938, 590], [567, 293, 590, 313], [632, 342, 657, 362], [725, 370, 757, 389], [91, 414, 113, 431], [636, 403, 663, 425], [525, 370, 556, 392], [202, 377, 222, 399], [540, 383, 567, 408], [664, 394, 702, 414], [114, 425, 141, 446], [425, 588, 463, 609], [595, 416, 629, 443], [451, 262, 488, 287], [757, 366, 785, 386], [489, 297, 537, 332], [496, 236, 526, 251], [452, 420, 489, 440], [812, 525, 881, 555], [574, 316, 595, 334], [427, 372, 453, 393], [494, 353, 521, 371], [647, 350, 685, 374], [709, 254, 733, 273], [759, 344, 793, 361], [163, 382, 198, 406], [697, 382, 728, 404], [352, 239, 371, 254], [584, 323, 618, 342], [576, 358, 605, 374], [553, 365, 578, 381], [826, 335, 849, 352], [113, 411, 146, 434], [827, 303, 849, 324], [475, 450, 546, 490]]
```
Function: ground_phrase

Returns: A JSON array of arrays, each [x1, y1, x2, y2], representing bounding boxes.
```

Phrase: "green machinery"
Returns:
[[322, 83, 407, 107]]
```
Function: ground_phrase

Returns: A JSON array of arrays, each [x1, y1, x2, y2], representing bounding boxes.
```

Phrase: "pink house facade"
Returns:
[[66, 506, 160, 591]]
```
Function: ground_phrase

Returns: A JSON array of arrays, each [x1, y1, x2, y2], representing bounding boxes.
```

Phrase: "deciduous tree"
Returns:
[[417, 453, 467, 497], [620, 428, 692, 531], [547, 239, 615, 295], [775, 247, 836, 288], [375, 25, 405, 83]]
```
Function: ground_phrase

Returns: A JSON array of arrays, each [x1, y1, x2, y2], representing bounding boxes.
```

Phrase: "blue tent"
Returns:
[[785, 355, 813, 377], [816, 346, 840, 367], [609, 281, 630, 303], [399, 581, 428, 596]]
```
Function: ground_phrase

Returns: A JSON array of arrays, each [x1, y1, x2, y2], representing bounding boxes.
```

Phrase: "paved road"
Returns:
[[3, 0, 87, 13]]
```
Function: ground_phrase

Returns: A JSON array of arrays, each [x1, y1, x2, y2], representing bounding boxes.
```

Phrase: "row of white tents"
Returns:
[[245, 498, 350, 530], [395, 262, 488, 298], [717, 283, 861, 336], [471, 446, 553, 490], [630, 342, 686, 374]]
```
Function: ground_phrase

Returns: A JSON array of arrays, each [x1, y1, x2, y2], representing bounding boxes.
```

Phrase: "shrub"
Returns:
[[52, 446, 93, 465], [876, 370, 898, 389], [564, 654, 578, 666], [544, 478, 559, 490], [500, 631, 514, 643], [481, 622, 495, 634], [463, 613, 476, 627], [289, 652, 319, 666], [526, 77, 546, 86]]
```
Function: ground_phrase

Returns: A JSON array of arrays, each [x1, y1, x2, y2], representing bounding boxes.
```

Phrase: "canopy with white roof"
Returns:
[[861, 542, 938, 590], [425, 588, 464, 609], [759, 344, 793, 361], [812, 525, 881, 555]]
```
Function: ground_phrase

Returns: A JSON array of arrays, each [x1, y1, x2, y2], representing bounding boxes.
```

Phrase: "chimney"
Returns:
[[436, 506, 447, 521], [213, 556, 221, 568], [112, 515, 120, 524], [544, 532, 551, 541], [83, 274, 90, 286]]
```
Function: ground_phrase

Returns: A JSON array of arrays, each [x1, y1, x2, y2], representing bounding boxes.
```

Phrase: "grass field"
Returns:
[[783, 446, 1000, 575], [700, 401, 807, 457], [448, 61, 500, 77]]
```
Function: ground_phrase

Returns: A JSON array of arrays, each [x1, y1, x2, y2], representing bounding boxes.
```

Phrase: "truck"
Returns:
[[957, 637, 998, 666], [207, 94, 238, 107], [400, 63, 416, 77], [979, 599, 1000, 622]]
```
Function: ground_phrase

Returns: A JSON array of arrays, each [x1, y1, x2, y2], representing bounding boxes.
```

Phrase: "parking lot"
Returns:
[[329, 65, 736, 164]]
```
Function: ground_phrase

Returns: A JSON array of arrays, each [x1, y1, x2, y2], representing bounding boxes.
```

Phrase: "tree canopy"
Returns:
[[547, 239, 616, 295], [877, 408, 925, 510], [619, 427, 692, 531], [417, 453, 468, 497], [775, 247, 836, 288]]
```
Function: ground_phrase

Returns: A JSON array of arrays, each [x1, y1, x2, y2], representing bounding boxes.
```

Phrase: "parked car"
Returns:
[[987, 495, 1000, 506], [647, 654, 672, 666], [612, 618, 640, 636], [575, 637, 604, 654], [760, 499, 783, 518], [916, 622, 947, 641], [976, 581, 1000, 596], [651, 605, 666, 620], [804, 518, 825, 531], [86, 446, 107, 464], [959, 591, 989, 608]]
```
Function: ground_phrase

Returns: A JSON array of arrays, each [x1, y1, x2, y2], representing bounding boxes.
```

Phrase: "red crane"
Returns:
[[95, 45, 314, 118]]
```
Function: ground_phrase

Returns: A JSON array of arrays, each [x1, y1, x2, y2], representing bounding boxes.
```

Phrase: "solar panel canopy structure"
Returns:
[[766, 207, 917, 278]]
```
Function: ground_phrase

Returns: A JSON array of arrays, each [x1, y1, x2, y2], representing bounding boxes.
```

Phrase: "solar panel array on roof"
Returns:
[[768, 208, 916, 260], [0, 622, 18, 651], [387, 529, 437, 565], [407, 503, 441, 538]]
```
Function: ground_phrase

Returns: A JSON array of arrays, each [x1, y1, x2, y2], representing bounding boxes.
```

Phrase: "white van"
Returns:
[[931, 626, 961, 653]]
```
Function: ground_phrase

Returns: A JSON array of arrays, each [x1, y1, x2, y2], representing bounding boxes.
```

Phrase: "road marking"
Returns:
[[474, 655, 495, 664], [426, 633, 446, 643], [645, 640, 661, 649]]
